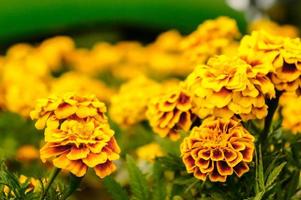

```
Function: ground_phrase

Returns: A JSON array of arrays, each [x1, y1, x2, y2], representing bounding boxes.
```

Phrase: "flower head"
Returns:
[[110, 76, 161, 127], [136, 143, 164, 162], [31, 93, 120, 178], [147, 84, 194, 140], [239, 31, 301, 92], [282, 95, 301, 134], [184, 55, 273, 120], [3, 175, 42, 196], [180, 118, 255, 182]]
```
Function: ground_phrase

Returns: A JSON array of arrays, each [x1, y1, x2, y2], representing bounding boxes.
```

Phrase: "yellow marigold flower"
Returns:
[[51, 72, 115, 103], [282, 96, 301, 133], [181, 16, 240, 65], [239, 31, 301, 92], [146, 85, 194, 141], [31, 93, 120, 178], [110, 76, 161, 127], [4, 175, 41, 196], [249, 18, 299, 38], [6, 43, 34, 60], [136, 143, 164, 162], [184, 55, 273, 120], [180, 118, 255, 182], [37, 36, 75, 71], [16, 145, 39, 162]]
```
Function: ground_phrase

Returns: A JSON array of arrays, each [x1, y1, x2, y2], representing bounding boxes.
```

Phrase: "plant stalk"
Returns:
[[39, 168, 61, 200]]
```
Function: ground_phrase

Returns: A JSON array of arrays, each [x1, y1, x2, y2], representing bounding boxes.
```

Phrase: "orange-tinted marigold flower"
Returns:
[[146, 85, 194, 141], [31, 93, 120, 178], [180, 118, 255, 182]]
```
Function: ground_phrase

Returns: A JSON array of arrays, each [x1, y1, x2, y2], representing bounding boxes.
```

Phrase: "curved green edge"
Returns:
[[0, 0, 246, 42]]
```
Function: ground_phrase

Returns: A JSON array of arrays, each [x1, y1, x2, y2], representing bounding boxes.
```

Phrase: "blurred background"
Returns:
[[0, 0, 300, 51]]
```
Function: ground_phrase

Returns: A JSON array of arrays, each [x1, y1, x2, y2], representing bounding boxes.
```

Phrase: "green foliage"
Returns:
[[126, 155, 150, 200], [103, 176, 129, 200]]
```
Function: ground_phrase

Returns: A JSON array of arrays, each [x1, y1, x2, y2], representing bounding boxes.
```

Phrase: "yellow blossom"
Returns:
[[51, 72, 115, 103], [184, 55, 273, 120], [136, 143, 164, 162], [249, 18, 299, 38], [4, 175, 42, 196], [239, 31, 301, 92], [147, 84, 195, 141], [31, 93, 120, 178], [181, 16, 240, 65], [181, 118, 255, 182], [282, 96, 301, 133], [110, 76, 161, 127]]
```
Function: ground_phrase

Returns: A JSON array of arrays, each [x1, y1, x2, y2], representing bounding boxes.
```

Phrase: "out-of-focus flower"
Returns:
[[239, 31, 301, 92], [136, 143, 164, 162], [249, 19, 299, 38], [3, 175, 41, 196], [184, 55, 273, 120], [51, 72, 115, 103], [282, 96, 301, 133], [16, 145, 39, 162], [31, 93, 120, 178], [181, 16, 240, 65], [110, 76, 161, 127], [181, 118, 255, 182], [147, 84, 194, 141], [37, 36, 75, 71]]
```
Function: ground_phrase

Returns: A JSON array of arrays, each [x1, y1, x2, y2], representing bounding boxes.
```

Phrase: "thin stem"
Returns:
[[39, 168, 61, 200], [260, 90, 281, 143]]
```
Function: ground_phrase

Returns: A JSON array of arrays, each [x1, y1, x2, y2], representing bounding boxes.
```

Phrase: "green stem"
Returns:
[[39, 168, 61, 200], [260, 90, 281, 144], [61, 174, 82, 200]]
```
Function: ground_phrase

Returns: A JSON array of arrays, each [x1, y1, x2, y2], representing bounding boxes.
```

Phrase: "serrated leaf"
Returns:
[[103, 176, 129, 200], [255, 146, 265, 193], [265, 162, 286, 189], [126, 155, 149, 200], [152, 161, 166, 200]]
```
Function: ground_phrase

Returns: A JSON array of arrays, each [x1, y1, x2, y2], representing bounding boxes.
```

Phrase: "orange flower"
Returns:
[[146, 85, 194, 140], [16, 145, 39, 162], [31, 93, 120, 178], [181, 118, 255, 182]]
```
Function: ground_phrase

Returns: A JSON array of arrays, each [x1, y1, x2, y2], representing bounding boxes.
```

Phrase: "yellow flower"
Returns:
[[31, 93, 120, 178], [110, 76, 161, 127], [181, 16, 240, 65], [136, 143, 164, 162], [16, 145, 39, 162], [180, 118, 255, 182], [282, 95, 301, 133], [239, 31, 301, 92], [37, 36, 75, 71], [51, 72, 115, 103], [147, 84, 194, 141], [4, 175, 41, 196], [184, 55, 273, 120], [249, 18, 299, 38]]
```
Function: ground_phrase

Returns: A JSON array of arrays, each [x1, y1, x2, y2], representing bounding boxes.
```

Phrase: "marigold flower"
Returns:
[[181, 16, 240, 65], [239, 31, 301, 92], [110, 76, 161, 127], [31, 93, 120, 178], [282, 95, 301, 133], [180, 118, 255, 182], [184, 55, 273, 120], [249, 18, 299, 38], [4, 175, 41, 196], [147, 85, 194, 140], [136, 143, 164, 162], [51, 72, 115, 103], [16, 145, 39, 162]]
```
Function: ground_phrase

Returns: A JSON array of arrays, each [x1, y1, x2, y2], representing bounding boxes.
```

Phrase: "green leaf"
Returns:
[[152, 162, 166, 200], [126, 155, 149, 200], [103, 176, 129, 200], [255, 146, 265, 193], [285, 170, 300, 200], [253, 191, 265, 200], [265, 162, 286, 189]]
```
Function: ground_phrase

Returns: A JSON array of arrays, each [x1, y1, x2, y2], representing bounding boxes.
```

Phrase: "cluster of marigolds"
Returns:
[[1, 16, 301, 192]]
